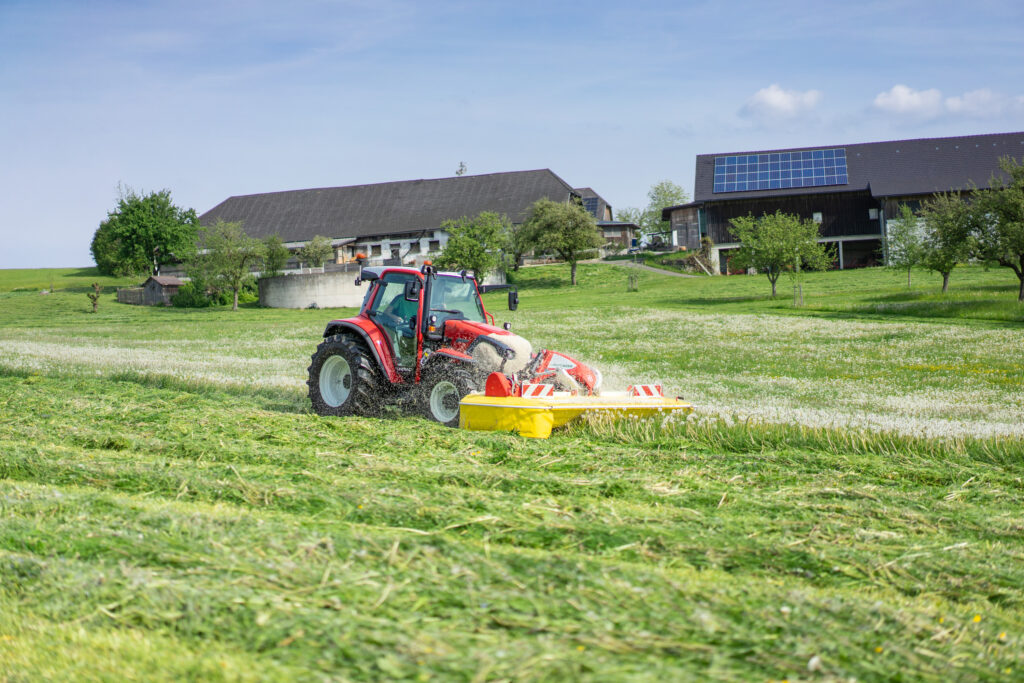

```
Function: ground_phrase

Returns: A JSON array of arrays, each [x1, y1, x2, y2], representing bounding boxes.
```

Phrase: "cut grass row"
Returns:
[[2, 371, 1022, 679]]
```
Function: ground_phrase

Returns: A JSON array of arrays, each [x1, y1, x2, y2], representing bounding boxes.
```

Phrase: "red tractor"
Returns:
[[308, 264, 601, 425]]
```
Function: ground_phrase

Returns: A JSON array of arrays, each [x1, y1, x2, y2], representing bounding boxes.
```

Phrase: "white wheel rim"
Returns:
[[320, 355, 352, 407], [429, 380, 460, 423]]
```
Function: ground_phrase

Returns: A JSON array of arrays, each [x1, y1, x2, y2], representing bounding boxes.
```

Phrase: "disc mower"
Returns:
[[307, 264, 691, 437]]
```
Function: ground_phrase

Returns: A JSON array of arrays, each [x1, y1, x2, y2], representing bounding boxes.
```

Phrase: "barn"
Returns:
[[662, 131, 1024, 274], [196, 169, 626, 272], [117, 275, 184, 306]]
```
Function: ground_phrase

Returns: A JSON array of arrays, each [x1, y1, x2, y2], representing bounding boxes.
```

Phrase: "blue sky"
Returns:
[[2, 0, 1022, 268]]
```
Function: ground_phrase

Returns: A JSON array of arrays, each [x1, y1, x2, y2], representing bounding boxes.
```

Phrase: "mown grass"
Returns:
[[1, 265, 1023, 680]]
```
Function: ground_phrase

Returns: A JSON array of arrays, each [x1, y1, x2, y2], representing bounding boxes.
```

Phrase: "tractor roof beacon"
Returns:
[[308, 264, 527, 426]]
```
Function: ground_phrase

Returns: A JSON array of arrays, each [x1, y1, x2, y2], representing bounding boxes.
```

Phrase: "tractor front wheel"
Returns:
[[420, 367, 476, 427], [308, 335, 383, 417]]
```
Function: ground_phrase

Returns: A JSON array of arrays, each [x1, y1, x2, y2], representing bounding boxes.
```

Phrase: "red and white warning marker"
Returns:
[[521, 383, 555, 398], [627, 384, 663, 398]]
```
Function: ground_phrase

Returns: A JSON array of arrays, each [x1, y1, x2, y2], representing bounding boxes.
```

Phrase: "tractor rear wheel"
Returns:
[[419, 366, 477, 427], [308, 335, 383, 417]]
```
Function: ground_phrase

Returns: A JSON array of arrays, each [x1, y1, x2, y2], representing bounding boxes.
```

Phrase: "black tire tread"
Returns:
[[307, 334, 385, 417]]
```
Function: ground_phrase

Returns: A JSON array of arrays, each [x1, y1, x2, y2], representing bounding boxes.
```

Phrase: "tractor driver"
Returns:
[[380, 290, 418, 367]]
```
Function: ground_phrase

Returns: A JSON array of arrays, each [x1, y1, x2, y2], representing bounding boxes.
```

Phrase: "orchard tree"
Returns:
[[262, 235, 290, 277], [91, 187, 199, 277], [729, 210, 832, 297], [296, 235, 334, 268], [614, 180, 689, 243], [191, 220, 265, 311], [525, 199, 603, 285], [885, 204, 926, 288], [919, 192, 974, 292], [435, 211, 510, 280], [973, 157, 1024, 301]]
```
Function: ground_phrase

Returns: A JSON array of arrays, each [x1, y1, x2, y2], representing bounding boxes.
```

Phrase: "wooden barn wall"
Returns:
[[701, 191, 880, 244]]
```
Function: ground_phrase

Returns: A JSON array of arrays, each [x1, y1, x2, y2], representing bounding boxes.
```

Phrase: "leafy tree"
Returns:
[[885, 204, 926, 288], [614, 180, 689, 243], [525, 199, 603, 285], [189, 220, 266, 311], [262, 235, 290, 277], [296, 235, 334, 268], [918, 192, 974, 293], [91, 187, 199, 277], [435, 211, 511, 280], [506, 221, 538, 272], [972, 157, 1024, 301], [729, 210, 832, 297]]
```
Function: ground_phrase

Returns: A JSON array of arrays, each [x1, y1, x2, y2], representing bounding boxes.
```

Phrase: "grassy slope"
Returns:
[[1, 265, 1022, 680], [0, 266, 137, 293]]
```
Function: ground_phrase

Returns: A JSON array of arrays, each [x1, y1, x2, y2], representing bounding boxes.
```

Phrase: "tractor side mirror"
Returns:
[[403, 278, 422, 301], [508, 290, 519, 311]]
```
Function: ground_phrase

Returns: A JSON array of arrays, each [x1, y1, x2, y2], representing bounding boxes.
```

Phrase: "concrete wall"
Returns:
[[259, 270, 366, 309], [259, 268, 507, 309]]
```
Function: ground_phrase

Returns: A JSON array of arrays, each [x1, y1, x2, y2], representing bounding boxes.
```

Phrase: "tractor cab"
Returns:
[[322, 265, 521, 387]]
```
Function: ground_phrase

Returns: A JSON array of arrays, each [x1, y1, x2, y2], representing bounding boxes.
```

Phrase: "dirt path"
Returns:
[[603, 260, 700, 278]]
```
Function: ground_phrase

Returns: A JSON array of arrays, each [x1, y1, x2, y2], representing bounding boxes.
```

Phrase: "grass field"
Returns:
[[1, 264, 1022, 680]]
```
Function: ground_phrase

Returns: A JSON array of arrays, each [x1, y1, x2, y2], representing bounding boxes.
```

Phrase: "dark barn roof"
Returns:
[[200, 169, 575, 242], [148, 276, 184, 287], [694, 131, 1024, 203]]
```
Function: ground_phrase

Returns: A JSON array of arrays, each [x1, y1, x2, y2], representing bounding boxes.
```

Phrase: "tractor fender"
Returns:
[[323, 320, 402, 383]]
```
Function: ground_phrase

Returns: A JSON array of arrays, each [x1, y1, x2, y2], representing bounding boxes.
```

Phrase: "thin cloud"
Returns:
[[874, 84, 1024, 119], [740, 84, 821, 120], [873, 85, 943, 117]]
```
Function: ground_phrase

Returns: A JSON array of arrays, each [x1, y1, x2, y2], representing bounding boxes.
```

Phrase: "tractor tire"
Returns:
[[308, 335, 384, 417], [419, 365, 477, 427]]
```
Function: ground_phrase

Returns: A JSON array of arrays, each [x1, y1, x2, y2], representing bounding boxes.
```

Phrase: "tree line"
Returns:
[[91, 188, 340, 310], [90, 189, 611, 311], [886, 157, 1024, 300]]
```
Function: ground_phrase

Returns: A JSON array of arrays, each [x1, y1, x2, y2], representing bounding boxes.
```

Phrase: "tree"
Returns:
[[435, 211, 511, 280], [296, 235, 334, 269], [262, 235, 290, 277], [973, 157, 1024, 301], [614, 180, 690, 244], [91, 187, 199, 277], [524, 199, 603, 285], [87, 283, 101, 313], [885, 204, 926, 288], [190, 220, 266, 311], [918, 192, 974, 293], [506, 221, 536, 272], [729, 210, 832, 297]]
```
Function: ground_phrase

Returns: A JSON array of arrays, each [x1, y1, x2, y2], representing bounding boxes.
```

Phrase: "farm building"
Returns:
[[117, 275, 184, 306], [196, 170, 629, 272], [662, 131, 1024, 273]]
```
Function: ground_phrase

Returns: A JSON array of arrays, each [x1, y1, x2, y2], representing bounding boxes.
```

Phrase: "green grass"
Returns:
[[0, 266, 137, 293], [1, 265, 1023, 680]]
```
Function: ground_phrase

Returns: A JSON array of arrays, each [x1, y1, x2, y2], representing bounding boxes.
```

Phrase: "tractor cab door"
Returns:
[[367, 272, 421, 371]]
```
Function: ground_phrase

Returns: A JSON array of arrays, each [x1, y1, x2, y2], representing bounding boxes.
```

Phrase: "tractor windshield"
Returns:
[[428, 276, 485, 323]]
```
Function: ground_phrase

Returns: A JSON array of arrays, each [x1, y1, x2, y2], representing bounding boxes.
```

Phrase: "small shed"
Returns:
[[143, 275, 184, 306]]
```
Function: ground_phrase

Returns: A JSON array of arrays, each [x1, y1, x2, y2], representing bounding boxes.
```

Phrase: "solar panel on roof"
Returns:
[[712, 148, 849, 193]]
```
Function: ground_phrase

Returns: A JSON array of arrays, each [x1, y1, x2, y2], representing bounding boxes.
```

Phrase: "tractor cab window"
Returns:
[[428, 276, 485, 324], [370, 272, 419, 368]]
